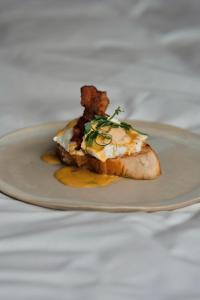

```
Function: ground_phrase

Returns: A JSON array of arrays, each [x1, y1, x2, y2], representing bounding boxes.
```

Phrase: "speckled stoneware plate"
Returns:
[[0, 121, 200, 212]]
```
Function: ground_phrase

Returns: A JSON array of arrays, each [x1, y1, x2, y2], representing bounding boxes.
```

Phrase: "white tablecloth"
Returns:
[[1, 0, 200, 299]]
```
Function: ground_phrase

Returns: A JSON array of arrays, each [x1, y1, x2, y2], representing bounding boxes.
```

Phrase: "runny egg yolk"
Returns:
[[54, 166, 119, 188], [50, 119, 147, 188], [41, 153, 61, 164], [81, 125, 146, 162], [53, 119, 147, 162]]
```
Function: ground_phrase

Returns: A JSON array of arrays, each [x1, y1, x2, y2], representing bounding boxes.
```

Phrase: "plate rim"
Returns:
[[0, 120, 200, 212]]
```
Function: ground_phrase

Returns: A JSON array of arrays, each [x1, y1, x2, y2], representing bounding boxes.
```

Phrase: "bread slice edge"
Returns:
[[56, 143, 161, 180]]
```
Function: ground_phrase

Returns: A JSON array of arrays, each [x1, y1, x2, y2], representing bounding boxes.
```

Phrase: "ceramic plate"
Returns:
[[0, 121, 200, 212]]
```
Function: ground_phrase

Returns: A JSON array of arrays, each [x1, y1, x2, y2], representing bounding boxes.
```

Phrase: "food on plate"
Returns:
[[53, 85, 161, 182], [41, 152, 61, 165], [54, 166, 119, 188]]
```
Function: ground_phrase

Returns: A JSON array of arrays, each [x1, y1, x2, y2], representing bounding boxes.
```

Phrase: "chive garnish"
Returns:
[[84, 107, 148, 147]]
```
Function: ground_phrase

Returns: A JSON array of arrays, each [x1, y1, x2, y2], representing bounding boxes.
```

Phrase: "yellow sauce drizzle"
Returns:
[[41, 153, 61, 165], [54, 166, 119, 188]]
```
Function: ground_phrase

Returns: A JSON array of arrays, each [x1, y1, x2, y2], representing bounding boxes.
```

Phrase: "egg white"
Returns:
[[53, 120, 147, 162]]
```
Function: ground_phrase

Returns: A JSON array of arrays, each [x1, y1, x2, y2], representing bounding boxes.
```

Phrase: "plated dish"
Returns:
[[50, 85, 161, 188], [0, 86, 200, 212], [0, 120, 200, 211]]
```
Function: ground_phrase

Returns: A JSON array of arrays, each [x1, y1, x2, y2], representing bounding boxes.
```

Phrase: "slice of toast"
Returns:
[[56, 144, 88, 167], [56, 143, 161, 180]]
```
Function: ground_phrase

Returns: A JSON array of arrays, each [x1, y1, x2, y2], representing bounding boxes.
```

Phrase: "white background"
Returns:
[[0, 0, 200, 299]]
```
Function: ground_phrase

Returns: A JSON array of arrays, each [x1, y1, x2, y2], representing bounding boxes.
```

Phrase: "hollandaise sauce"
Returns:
[[54, 166, 119, 188], [41, 153, 61, 165]]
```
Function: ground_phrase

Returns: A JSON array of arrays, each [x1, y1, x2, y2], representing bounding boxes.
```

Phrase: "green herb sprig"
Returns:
[[108, 106, 124, 121], [84, 106, 147, 147]]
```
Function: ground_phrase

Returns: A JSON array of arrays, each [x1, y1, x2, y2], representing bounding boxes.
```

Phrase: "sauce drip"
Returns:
[[41, 153, 61, 165], [54, 166, 119, 188]]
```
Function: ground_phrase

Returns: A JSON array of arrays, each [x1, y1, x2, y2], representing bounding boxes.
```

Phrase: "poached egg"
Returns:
[[53, 119, 147, 162]]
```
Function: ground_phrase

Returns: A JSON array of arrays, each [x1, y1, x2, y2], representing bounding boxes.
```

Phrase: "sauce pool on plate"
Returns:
[[54, 166, 119, 188], [41, 152, 118, 188], [41, 153, 61, 165]]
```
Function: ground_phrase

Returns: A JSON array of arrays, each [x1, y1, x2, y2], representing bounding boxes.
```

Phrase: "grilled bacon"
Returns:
[[71, 86, 109, 148]]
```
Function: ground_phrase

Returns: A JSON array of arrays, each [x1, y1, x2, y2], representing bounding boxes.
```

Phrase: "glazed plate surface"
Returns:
[[0, 121, 200, 212]]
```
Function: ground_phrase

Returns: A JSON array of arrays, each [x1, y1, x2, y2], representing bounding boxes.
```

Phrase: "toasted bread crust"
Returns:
[[56, 144, 87, 167], [56, 143, 161, 179]]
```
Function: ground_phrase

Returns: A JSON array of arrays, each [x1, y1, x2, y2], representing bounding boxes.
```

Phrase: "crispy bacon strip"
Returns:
[[71, 85, 109, 148]]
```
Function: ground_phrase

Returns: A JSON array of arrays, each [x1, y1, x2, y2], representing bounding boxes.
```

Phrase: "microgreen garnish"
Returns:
[[85, 130, 98, 146], [84, 122, 92, 134], [84, 107, 148, 147], [108, 106, 124, 121], [95, 132, 112, 146], [120, 121, 132, 131]]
